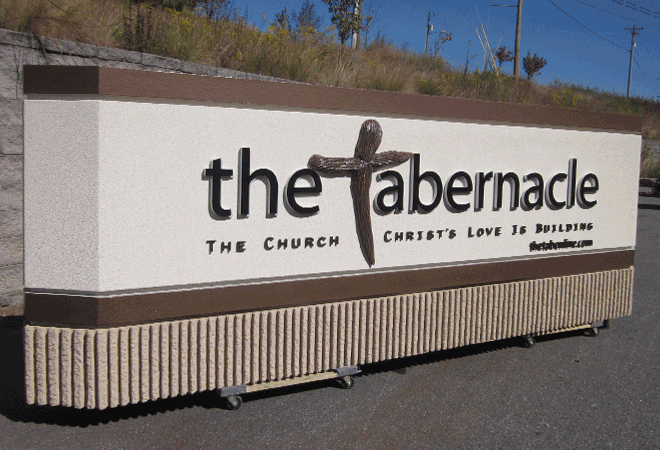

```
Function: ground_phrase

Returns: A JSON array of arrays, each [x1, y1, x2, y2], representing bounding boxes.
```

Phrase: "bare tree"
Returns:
[[361, 0, 382, 48], [293, 1, 322, 38], [271, 7, 290, 32], [522, 51, 547, 80], [495, 45, 514, 69], [431, 31, 452, 70]]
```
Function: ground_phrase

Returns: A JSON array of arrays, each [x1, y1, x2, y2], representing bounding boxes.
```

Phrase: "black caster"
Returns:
[[584, 327, 599, 337], [337, 375, 354, 389], [224, 394, 243, 410], [523, 335, 535, 348]]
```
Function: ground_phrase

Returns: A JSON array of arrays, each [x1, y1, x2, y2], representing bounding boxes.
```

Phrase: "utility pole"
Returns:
[[357, 0, 362, 48], [514, 0, 523, 81], [491, 1, 522, 81], [352, 1, 361, 49], [625, 24, 643, 98], [425, 12, 435, 54]]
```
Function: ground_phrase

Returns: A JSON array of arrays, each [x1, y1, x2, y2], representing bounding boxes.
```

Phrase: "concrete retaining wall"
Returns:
[[0, 29, 287, 312]]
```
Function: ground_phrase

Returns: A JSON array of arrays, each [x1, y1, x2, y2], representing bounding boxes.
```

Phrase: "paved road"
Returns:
[[1, 196, 658, 450]]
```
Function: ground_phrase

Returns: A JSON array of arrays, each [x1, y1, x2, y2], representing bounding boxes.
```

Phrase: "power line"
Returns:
[[634, 55, 647, 79], [612, 0, 660, 20], [566, 0, 660, 69], [546, 0, 628, 51], [554, 0, 659, 76], [639, 45, 659, 69], [570, 0, 660, 30]]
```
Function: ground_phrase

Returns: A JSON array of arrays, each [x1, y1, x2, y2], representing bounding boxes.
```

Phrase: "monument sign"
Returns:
[[22, 66, 639, 409]]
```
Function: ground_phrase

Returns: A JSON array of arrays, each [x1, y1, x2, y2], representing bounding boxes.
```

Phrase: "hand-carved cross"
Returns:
[[308, 120, 412, 266]]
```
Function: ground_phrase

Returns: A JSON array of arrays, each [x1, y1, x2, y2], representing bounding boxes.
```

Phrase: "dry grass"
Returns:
[[1, 0, 659, 139], [0, 0, 123, 47]]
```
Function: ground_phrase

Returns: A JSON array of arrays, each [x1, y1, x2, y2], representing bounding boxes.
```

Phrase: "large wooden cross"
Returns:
[[308, 120, 412, 266]]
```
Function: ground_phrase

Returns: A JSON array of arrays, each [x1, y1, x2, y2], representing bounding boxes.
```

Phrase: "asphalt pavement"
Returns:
[[0, 196, 658, 450]]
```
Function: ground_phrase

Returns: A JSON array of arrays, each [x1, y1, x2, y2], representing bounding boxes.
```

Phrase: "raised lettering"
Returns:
[[204, 159, 233, 218], [521, 173, 544, 210], [285, 169, 322, 215], [577, 173, 599, 208], [376, 170, 405, 213], [410, 154, 442, 213], [546, 172, 568, 210], [444, 171, 472, 212], [239, 148, 279, 217], [494, 172, 520, 211], [474, 172, 493, 211]]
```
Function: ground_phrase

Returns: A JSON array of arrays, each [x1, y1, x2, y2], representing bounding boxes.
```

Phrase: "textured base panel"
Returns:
[[25, 268, 634, 409]]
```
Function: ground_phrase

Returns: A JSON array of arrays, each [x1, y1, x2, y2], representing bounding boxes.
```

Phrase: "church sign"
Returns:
[[22, 66, 639, 409]]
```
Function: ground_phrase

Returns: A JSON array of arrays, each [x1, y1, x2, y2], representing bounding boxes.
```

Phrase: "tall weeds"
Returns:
[[0, 0, 123, 47], [1, 0, 658, 138]]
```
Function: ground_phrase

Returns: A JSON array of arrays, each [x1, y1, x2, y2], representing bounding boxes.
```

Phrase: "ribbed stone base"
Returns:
[[25, 268, 633, 409]]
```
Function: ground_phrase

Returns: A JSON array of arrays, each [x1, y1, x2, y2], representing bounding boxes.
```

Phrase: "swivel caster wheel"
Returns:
[[523, 335, 536, 348], [584, 327, 599, 337], [224, 395, 243, 410], [337, 375, 354, 389]]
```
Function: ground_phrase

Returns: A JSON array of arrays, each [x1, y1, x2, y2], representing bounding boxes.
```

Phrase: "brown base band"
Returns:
[[25, 267, 634, 409], [24, 251, 634, 328]]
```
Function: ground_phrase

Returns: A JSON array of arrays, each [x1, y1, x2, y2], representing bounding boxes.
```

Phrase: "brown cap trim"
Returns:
[[23, 66, 642, 133], [24, 250, 634, 328]]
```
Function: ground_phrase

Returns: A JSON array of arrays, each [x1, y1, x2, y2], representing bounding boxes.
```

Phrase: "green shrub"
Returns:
[[416, 78, 441, 96], [365, 73, 405, 92], [641, 161, 660, 178]]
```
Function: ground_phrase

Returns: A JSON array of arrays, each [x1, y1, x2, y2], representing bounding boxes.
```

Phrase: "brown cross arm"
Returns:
[[308, 155, 368, 173], [371, 151, 413, 169]]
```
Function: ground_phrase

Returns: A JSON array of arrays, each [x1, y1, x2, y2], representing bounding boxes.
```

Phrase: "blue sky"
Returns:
[[232, 0, 660, 100]]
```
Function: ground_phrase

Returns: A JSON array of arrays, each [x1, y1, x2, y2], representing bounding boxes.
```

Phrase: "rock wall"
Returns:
[[0, 29, 287, 312]]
